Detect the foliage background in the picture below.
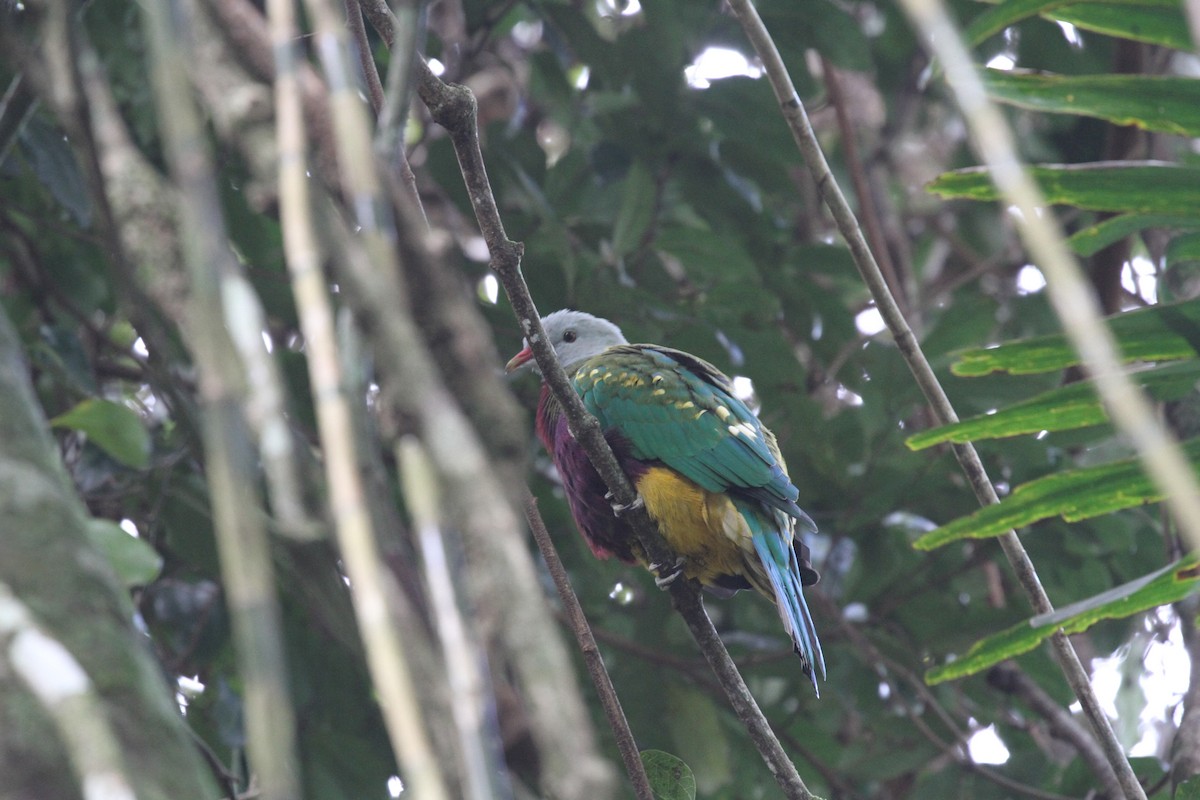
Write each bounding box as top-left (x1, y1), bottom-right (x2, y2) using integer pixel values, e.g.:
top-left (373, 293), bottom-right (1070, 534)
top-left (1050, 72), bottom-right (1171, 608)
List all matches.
top-left (1, 0), bottom-right (1198, 798)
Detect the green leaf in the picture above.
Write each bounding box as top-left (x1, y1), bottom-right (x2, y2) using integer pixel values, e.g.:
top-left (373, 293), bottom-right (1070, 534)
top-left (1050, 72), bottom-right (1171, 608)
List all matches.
top-left (951, 297), bottom-right (1200, 376)
top-left (964, 0), bottom-right (1076, 46)
top-left (51, 398), bottom-right (151, 468)
top-left (1050, 3), bottom-right (1193, 50)
top-left (913, 438), bottom-right (1200, 550)
top-left (1167, 232), bottom-right (1200, 269)
top-left (19, 117), bottom-right (92, 227)
top-left (1178, 774), bottom-right (1200, 800)
top-left (1068, 213), bottom-right (1200, 257)
top-left (640, 750), bottom-right (696, 800)
top-left (907, 360), bottom-right (1200, 449)
top-left (963, 0), bottom-right (1182, 48)
top-left (927, 162), bottom-right (1200, 215)
top-left (611, 160), bottom-right (657, 257)
top-left (86, 519), bottom-right (163, 587)
top-left (926, 556), bottom-right (1200, 684)
top-left (665, 681), bottom-right (730, 794)
top-left (984, 70), bottom-right (1200, 136)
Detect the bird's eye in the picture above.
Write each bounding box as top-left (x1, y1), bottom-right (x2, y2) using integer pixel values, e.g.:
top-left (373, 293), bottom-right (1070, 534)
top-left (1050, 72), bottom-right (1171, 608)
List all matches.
top-left (563, 329), bottom-right (577, 343)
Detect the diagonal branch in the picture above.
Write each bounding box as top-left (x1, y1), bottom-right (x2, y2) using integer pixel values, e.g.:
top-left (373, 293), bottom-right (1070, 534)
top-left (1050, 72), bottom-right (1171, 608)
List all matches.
top-left (409, 49), bottom-right (816, 800)
top-left (728, 1), bottom-right (1146, 798)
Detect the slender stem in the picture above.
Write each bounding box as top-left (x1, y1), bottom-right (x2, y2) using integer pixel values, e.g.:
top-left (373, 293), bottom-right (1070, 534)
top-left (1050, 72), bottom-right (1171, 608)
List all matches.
top-left (899, 5), bottom-right (1174, 799)
top-left (344, 0), bottom-right (384, 115)
top-left (729, 2), bottom-right (1146, 798)
top-left (140, 2), bottom-right (303, 798)
top-left (820, 56), bottom-right (908, 320)
top-left (987, 664), bottom-right (1121, 797)
top-left (272, 0), bottom-right (449, 793)
top-left (524, 493), bottom-right (654, 800)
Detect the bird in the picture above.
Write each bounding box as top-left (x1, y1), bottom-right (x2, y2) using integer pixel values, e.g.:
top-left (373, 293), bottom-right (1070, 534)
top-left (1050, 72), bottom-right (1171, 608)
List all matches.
top-left (507, 309), bottom-right (825, 691)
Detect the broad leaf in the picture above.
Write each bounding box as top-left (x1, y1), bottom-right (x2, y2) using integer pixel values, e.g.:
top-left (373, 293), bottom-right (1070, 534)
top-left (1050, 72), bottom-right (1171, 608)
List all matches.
top-left (1167, 232), bottom-right (1200, 269)
top-left (984, 71), bottom-right (1200, 136)
top-left (951, 297), bottom-right (1200, 376)
top-left (1178, 775), bottom-right (1200, 800)
top-left (913, 438), bottom-right (1200, 550)
top-left (907, 360), bottom-right (1200, 449)
top-left (641, 750), bottom-right (697, 800)
top-left (964, 0), bottom-right (1180, 47)
top-left (612, 160), bottom-right (657, 257)
top-left (51, 398), bottom-right (151, 469)
top-left (1068, 213), bottom-right (1200, 257)
top-left (928, 162), bottom-right (1200, 215)
top-left (87, 519), bottom-right (163, 587)
top-left (926, 556), bottom-right (1200, 684)
top-left (965, 0), bottom-right (1078, 46)
top-left (19, 117), bottom-right (92, 227)
top-left (1050, 3), bottom-right (1193, 50)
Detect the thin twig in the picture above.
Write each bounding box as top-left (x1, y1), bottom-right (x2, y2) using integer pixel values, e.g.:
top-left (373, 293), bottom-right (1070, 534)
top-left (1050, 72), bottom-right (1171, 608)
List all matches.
top-left (411, 52), bottom-right (814, 800)
top-left (729, 2), bottom-right (1146, 798)
top-left (821, 56), bottom-right (908, 320)
top-left (344, 0), bottom-right (385, 115)
top-left (525, 493), bottom-right (654, 800)
top-left (988, 664), bottom-right (1121, 797)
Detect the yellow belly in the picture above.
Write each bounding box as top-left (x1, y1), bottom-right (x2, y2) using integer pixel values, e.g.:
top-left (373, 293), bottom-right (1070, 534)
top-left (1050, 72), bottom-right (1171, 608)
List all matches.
top-left (634, 466), bottom-right (750, 585)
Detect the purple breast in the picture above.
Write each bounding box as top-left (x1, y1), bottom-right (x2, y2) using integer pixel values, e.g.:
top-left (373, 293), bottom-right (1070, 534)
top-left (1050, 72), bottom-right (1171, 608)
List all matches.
top-left (537, 386), bottom-right (642, 563)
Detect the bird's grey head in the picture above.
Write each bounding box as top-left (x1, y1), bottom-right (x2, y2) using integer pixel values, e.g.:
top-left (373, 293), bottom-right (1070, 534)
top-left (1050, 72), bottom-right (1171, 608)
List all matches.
top-left (506, 309), bottom-right (628, 375)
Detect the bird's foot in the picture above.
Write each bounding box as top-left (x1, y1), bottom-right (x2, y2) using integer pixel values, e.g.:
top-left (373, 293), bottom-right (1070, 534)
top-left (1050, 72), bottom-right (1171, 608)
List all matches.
top-left (604, 490), bottom-right (645, 517)
top-left (650, 557), bottom-right (686, 590)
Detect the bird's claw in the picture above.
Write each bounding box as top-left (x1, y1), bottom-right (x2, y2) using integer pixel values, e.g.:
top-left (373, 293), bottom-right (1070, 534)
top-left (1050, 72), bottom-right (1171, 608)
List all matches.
top-left (651, 557), bottom-right (686, 590)
top-left (604, 490), bottom-right (645, 517)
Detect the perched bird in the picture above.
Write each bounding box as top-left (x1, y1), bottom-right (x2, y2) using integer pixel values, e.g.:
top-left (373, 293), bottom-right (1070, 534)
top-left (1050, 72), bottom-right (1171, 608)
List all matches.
top-left (507, 310), bottom-right (824, 690)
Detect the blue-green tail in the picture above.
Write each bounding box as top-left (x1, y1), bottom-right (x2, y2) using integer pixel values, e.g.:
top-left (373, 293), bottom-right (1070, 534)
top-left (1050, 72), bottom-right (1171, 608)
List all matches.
top-left (742, 503), bottom-right (826, 695)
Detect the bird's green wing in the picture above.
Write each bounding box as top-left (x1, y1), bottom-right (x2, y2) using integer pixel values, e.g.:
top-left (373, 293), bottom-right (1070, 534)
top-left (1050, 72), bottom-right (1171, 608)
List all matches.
top-left (572, 345), bottom-right (807, 523)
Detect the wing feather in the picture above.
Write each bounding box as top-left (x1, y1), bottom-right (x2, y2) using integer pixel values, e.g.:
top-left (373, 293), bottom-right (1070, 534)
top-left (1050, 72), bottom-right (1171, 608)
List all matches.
top-left (573, 344), bottom-right (806, 521)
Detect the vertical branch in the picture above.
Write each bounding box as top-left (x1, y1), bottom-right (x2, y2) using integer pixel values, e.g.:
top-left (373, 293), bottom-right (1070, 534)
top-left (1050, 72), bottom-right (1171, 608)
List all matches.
top-left (728, 1), bottom-right (1148, 798)
top-left (269, 0), bottom-right (449, 795)
top-left (140, 0), bottom-right (303, 798)
top-left (345, 0), bottom-right (385, 115)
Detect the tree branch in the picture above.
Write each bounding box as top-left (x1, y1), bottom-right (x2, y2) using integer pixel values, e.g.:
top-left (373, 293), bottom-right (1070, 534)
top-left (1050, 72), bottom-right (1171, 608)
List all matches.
top-left (410, 48), bottom-right (815, 800)
top-left (729, 1), bottom-right (1145, 797)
